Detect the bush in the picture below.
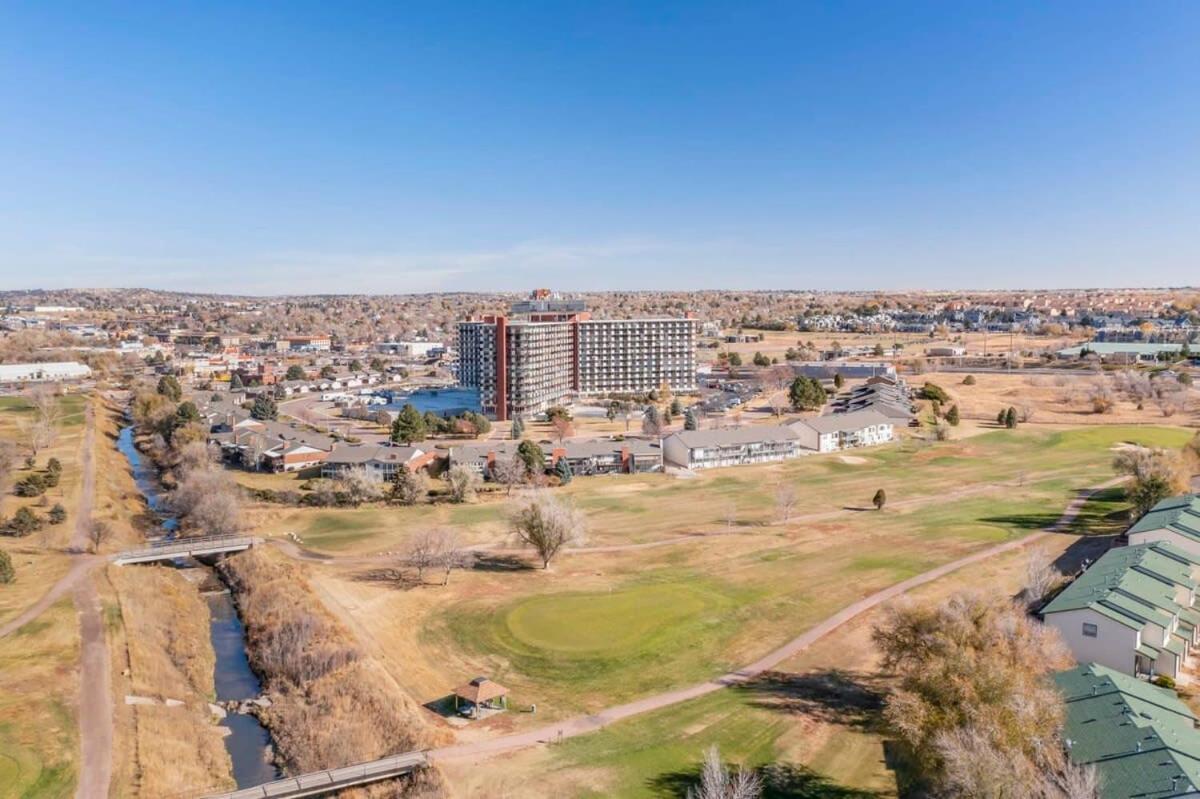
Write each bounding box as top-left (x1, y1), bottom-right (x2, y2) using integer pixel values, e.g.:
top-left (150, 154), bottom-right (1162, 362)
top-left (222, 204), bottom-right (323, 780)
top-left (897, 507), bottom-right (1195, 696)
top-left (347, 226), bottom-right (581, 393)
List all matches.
top-left (919, 382), bottom-right (950, 403)
top-left (1153, 674), bottom-right (1176, 689)
top-left (46, 457), bottom-right (62, 475)
top-left (7, 507), bottom-right (43, 537)
top-left (0, 549), bottom-right (13, 584)
top-left (962, 375), bottom-right (976, 385)
top-left (48, 503), bottom-right (67, 525)
top-left (15, 474), bottom-right (47, 497)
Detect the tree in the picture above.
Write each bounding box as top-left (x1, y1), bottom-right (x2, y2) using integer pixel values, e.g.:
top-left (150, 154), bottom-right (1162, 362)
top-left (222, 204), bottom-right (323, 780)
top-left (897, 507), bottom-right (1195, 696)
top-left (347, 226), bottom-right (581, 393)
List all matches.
top-left (945, 404), bottom-right (960, 426)
top-left (0, 549), bottom-right (13, 584)
top-left (752, 351), bottom-right (770, 367)
top-left (788, 376), bottom-right (825, 411)
top-left (251, 395), bottom-right (278, 421)
top-left (15, 473), bottom-right (46, 497)
top-left (833, 372), bottom-right (844, 389)
top-left (551, 415), bottom-right (574, 444)
top-left (996, 408), bottom-right (1007, 426)
top-left (726, 352), bottom-right (742, 367)
top-left (491, 454), bottom-right (527, 496)
top-left (46, 457), bottom-right (62, 476)
top-left (684, 407), bottom-right (699, 431)
top-left (172, 466), bottom-right (242, 537)
top-left (511, 415), bottom-right (525, 440)
top-left (670, 397), bottom-right (683, 417)
top-left (554, 455), bottom-right (573, 485)
top-left (510, 493), bottom-right (587, 569)
top-left (685, 745), bottom-right (762, 799)
top-left (1020, 546), bottom-right (1059, 610)
top-left (517, 440), bottom-right (546, 475)
top-left (403, 528), bottom-right (474, 585)
top-left (8, 507), bottom-right (42, 537)
top-left (544, 405), bottom-right (571, 423)
top-left (774, 483), bottom-right (797, 523)
top-left (962, 374), bottom-right (976, 385)
top-left (391, 403), bottom-right (427, 445)
top-left (873, 343), bottom-right (886, 357)
top-left (605, 401), bottom-right (619, 423)
top-left (87, 520), bottom-right (112, 553)
top-left (918, 382), bottom-right (949, 403)
top-left (1004, 406), bottom-right (1018, 429)
top-left (872, 592), bottom-right (1073, 792)
top-left (157, 375), bottom-right (182, 402)
top-left (1113, 446), bottom-right (1188, 517)
top-left (445, 465), bottom-right (477, 503)
top-left (285, 365), bottom-right (306, 381)
top-left (349, 359), bottom-right (363, 372)
top-left (25, 385), bottom-right (61, 461)
top-left (872, 489), bottom-right (886, 510)
top-left (390, 468), bottom-right (427, 505)
top-left (230, 372), bottom-right (245, 391)
top-left (48, 503), bottom-right (67, 525)
top-left (339, 467), bottom-right (383, 506)
top-left (176, 400), bottom-right (201, 425)
top-left (320, 365), bottom-right (337, 379)
top-left (641, 405), bottom-right (664, 437)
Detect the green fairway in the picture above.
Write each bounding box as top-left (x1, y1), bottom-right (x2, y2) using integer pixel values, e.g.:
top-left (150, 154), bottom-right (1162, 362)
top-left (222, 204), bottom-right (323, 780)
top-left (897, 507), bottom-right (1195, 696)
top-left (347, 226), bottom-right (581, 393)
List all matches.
top-left (505, 583), bottom-right (722, 655)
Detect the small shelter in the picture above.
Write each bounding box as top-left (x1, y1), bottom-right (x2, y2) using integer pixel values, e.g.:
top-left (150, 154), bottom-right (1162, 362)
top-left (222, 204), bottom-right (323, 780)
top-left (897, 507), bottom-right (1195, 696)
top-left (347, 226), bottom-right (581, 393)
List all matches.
top-left (453, 676), bottom-right (509, 718)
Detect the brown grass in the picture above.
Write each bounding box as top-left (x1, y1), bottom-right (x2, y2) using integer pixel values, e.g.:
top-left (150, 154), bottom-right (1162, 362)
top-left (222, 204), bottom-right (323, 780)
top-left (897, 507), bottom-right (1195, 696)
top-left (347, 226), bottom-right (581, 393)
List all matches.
top-left (219, 547), bottom-right (446, 775)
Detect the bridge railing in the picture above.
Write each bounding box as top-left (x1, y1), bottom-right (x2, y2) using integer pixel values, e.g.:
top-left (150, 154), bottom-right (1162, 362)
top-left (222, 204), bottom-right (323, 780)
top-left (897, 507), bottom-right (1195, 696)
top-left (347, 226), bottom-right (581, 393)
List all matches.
top-left (200, 750), bottom-right (428, 798)
top-left (112, 535), bottom-right (257, 563)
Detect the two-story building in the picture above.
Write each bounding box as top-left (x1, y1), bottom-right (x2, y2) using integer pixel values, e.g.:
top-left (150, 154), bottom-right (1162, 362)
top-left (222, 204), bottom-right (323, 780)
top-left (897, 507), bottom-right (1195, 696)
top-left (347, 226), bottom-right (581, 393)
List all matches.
top-left (788, 409), bottom-right (894, 453)
top-left (661, 426), bottom-right (802, 470)
top-left (1127, 495), bottom-right (1200, 556)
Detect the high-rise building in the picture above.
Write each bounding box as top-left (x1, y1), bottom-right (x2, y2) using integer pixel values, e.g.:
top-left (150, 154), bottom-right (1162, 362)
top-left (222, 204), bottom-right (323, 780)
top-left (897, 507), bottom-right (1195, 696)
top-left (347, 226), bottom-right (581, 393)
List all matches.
top-left (457, 293), bottom-right (697, 420)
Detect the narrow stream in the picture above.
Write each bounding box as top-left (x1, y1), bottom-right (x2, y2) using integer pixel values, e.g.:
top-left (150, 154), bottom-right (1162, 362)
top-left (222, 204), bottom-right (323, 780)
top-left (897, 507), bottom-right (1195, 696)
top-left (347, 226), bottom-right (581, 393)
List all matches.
top-left (116, 424), bottom-right (279, 788)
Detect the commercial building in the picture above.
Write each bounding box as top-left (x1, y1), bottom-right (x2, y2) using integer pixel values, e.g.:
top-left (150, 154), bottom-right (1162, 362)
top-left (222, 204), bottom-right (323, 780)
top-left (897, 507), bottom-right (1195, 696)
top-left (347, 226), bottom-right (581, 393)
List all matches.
top-left (1055, 663), bottom-right (1200, 798)
top-left (1041, 542), bottom-right (1200, 681)
top-left (457, 292), bottom-right (696, 420)
top-left (0, 361), bottom-right (92, 383)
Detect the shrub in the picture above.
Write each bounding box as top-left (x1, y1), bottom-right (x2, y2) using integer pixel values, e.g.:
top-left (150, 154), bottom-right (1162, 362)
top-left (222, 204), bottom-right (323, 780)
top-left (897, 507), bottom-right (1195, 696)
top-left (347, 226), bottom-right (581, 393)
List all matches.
top-left (962, 375), bottom-right (976, 385)
top-left (0, 549), bottom-right (13, 584)
top-left (46, 457), bottom-right (62, 475)
top-left (15, 474), bottom-right (47, 497)
top-left (919, 382), bottom-right (950, 403)
top-left (1153, 674), bottom-right (1176, 689)
top-left (8, 507), bottom-right (43, 537)
top-left (48, 503), bottom-right (67, 525)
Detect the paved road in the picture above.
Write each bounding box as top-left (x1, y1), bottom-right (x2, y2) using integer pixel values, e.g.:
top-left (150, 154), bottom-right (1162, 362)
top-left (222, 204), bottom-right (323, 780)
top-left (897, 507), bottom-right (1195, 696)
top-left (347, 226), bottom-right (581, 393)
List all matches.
top-left (428, 477), bottom-right (1119, 763)
top-left (68, 404), bottom-right (113, 799)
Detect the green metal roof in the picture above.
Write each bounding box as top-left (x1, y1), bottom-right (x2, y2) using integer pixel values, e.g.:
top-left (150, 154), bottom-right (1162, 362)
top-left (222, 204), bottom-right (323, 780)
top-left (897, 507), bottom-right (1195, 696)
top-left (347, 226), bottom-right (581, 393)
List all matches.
top-left (1041, 543), bottom-right (1198, 631)
top-left (1056, 663), bottom-right (1200, 799)
top-left (1137, 642), bottom-right (1161, 659)
top-left (1128, 494), bottom-right (1200, 542)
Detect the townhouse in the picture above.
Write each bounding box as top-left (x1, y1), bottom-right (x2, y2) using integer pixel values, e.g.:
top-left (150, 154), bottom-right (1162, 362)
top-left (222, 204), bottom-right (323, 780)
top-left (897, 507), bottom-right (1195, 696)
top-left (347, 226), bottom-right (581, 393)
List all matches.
top-left (448, 438), bottom-right (663, 477)
top-left (787, 409), bottom-right (894, 453)
top-left (1055, 663), bottom-right (1200, 797)
top-left (661, 426), bottom-right (801, 470)
top-left (1041, 542), bottom-right (1200, 680)
top-left (1128, 495), bottom-right (1200, 556)
top-left (320, 444), bottom-right (435, 482)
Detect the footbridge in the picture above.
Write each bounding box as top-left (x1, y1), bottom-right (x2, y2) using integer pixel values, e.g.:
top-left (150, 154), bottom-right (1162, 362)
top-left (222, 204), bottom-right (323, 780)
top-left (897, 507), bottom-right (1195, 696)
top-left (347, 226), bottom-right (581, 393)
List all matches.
top-left (112, 535), bottom-right (258, 566)
top-left (200, 751), bottom-right (428, 798)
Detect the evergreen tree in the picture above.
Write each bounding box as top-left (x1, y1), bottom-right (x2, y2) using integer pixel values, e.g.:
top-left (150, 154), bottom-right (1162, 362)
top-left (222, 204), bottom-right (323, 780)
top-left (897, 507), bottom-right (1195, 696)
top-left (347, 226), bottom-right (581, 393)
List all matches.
top-left (788, 376), bottom-right (826, 411)
top-left (752, 351), bottom-right (771, 367)
top-left (250, 394), bottom-right (278, 421)
top-left (391, 403), bottom-right (427, 444)
top-left (873, 489), bottom-right (887, 510)
top-left (176, 400), bottom-right (201, 424)
top-left (511, 416), bottom-right (525, 440)
top-left (349, 359), bottom-right (363, 372)
top-left (517, 439), bottom-right (546, 474)
top-left (945, 404), bottom-right (960, 426)
top-left (684, 407), bottom-right (698, 431)
top-left (48, 504), bottom-right (67, 525)
top-left (285, 365), bottom-right (306, 381)
top-left (670, 397), bottom-right (683, 417)
top-left (1004, 407), bottom-right (1018, 429)
top-left (156, 374), bottom-right (182, 402)
top-left (997, 409), bottom-right (1008, 426)
top-left (230, 372), bottom-right (244, 391)
top-left (833, 372), bottom-right (844, 389)
top-left (554, 455), bottom-right (573, 485)
top-left (0, 549), bottom-right (13, 584)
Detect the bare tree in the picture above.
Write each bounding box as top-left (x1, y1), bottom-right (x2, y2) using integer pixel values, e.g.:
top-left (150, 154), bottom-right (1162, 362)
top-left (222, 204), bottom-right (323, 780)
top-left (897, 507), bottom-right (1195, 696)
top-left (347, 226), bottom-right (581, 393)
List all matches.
top-left (491, 454), bottom-right (527, 497)
top-left (550, 416), bottom-right (574, 445)
top-left (510, 492), bottom-right (587, 569)
top-left (1017, 402), bottom-right (1034, 423)
top-left (445, 465), bottom-right (477, 503)
top-left (774, 483), bottom-right (798, 523)
top-left (1020, 546), bottom-right (1059, 610)
top-left (338, 467), bottom-right (383, 506)
top-left (25, 385), bottom-right (61, 461)
top-left (88, 520), bottom-right (113, 553)
top-left (390, 468), bottom-right (427, 506)
top-left (761, 365), bottom-right (793, 418)
top-left (172, 466), bottom-right (242, 537)
top-left (723, 502), bottom-right (738, 531)
top-left (686, 745), bottom-right (761, 799)
top-left (0, 439), bottom-right (18, 495)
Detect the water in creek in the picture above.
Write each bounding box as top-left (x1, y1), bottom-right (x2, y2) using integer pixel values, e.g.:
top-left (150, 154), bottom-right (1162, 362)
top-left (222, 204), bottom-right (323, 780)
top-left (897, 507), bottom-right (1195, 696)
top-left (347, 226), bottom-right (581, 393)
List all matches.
top-left (116, 424), bottom-right (279, 788)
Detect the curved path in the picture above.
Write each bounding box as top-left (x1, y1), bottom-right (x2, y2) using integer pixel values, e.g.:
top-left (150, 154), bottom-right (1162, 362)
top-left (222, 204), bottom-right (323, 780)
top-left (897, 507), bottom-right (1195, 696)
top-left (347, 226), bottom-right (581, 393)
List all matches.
top-left (428, 477), bottom-right (1119, 763)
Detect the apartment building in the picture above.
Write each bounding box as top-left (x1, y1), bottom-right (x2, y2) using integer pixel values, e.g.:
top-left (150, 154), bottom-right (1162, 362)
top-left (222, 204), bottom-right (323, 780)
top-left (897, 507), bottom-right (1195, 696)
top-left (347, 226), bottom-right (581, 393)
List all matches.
top-left (662, 426), bottom-right (802, 470)
top-left (457, 292), bottom-right (697, 420)
top-left (1127, 495), bottom-right (1200, 555)
top-left (788, 409), bottom-right (894, 453)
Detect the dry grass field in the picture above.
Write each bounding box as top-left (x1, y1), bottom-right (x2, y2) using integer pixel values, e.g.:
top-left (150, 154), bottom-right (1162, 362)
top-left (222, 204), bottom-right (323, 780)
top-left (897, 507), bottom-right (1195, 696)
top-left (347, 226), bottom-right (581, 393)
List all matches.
top-left (709, 329), bottom-right (1083, 364)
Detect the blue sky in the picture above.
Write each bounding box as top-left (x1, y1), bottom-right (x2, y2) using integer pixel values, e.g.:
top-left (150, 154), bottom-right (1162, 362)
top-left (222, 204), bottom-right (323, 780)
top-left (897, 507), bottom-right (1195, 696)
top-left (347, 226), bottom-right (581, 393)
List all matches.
top-left (1, 2), bottom-right (1197, 294)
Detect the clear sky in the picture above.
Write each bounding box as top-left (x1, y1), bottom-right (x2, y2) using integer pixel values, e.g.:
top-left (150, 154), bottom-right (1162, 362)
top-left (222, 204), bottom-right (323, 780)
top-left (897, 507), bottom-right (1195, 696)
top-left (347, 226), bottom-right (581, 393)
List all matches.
top-left (2, 2), bottom-right (1198, 294)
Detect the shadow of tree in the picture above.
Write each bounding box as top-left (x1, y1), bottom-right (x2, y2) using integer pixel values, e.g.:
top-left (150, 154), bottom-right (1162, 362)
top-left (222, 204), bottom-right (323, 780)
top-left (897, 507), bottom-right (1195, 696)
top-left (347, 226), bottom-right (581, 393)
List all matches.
top-left (978, 513), bottom-right (1063, 531)
top-left (472, 553), bottom-right (535, 572)
top-left (736, 670), bottom-right (886, 733)
top-left (647, 761), bottom-right (884, 799)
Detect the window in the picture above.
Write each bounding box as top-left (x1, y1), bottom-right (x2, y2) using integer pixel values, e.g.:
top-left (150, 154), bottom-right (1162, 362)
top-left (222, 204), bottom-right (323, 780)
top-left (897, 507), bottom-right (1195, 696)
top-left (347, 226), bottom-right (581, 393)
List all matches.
top-left (1082, 622), bottom-right (1098, 638)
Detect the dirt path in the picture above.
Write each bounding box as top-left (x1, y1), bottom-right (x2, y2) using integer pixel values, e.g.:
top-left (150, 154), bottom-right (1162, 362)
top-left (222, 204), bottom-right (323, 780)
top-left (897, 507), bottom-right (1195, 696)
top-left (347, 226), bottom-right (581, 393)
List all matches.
top-left (428, 477), bottom-right (1119, 763)
top-left (67, 403), bottom-right (113, 799)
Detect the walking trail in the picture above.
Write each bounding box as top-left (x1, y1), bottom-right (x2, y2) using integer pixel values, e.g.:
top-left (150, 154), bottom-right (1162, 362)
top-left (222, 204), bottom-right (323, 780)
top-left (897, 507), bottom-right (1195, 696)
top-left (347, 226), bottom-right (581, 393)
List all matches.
top-left (69, 404), bottom-right (113, 799)
top-left (428, 477), bottom-right (1120, 763)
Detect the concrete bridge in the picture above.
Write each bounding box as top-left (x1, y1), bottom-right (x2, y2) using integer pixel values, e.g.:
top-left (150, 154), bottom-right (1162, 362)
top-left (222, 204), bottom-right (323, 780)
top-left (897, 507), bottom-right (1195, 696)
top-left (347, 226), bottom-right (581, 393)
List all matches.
top-left (200, 751), bottom-right (428, 798)
top-left (111, 535), bottom-right (258, 566)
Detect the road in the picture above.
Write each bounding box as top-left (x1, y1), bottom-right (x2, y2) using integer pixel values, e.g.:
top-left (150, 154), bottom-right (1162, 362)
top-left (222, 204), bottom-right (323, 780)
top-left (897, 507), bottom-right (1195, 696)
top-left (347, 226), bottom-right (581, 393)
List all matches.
top-left (427, 477), bottom-right (1118, 763)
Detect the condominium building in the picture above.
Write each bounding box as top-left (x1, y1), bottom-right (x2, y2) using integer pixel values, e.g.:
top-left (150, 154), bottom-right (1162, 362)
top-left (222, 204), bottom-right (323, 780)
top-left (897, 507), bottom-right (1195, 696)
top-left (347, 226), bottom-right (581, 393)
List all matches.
top-left (457, 293), bottom-right (697, 420)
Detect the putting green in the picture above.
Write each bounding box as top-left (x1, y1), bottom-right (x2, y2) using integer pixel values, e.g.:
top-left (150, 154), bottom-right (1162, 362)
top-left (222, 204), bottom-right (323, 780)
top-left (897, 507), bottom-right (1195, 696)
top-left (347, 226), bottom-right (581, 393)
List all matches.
top-left (504, 583), bottom-right (714, 655)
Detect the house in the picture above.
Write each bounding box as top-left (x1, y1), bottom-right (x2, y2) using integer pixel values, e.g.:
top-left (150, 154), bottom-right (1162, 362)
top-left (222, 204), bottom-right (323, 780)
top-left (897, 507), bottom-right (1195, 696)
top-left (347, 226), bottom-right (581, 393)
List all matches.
top-left (661, 426), bottom-right (801, 470)
top-left (1128, 495), bottom-right (1200, 555)
top-left (320, 443), bottom-right (436, 482)
top-left (788, 409), bottom-right (894, 453)
top-left (213, 419), bottom-right (335, 473)
top-left (1041, 542), bottom-right (1200, 680)
top-left (1055, 663), bottom-right (1200, 798)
